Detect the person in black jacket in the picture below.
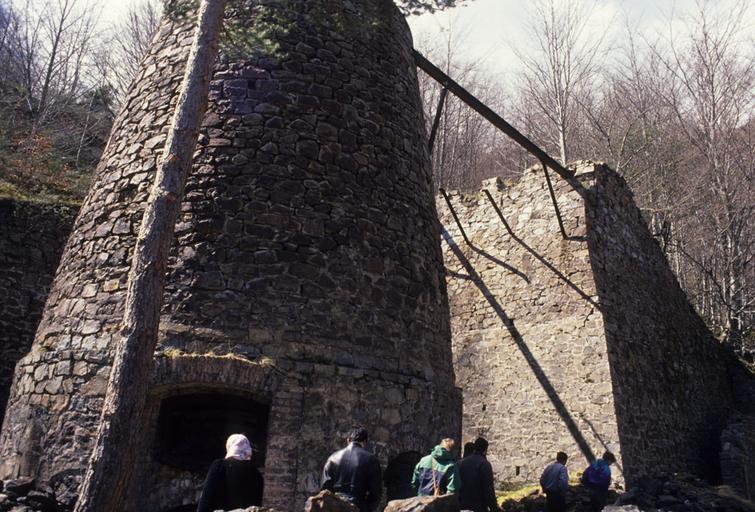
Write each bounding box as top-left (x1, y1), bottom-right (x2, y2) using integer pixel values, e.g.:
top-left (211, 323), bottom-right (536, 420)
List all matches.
top-left (197, 434), bottom-right (264, 512)
top-left (321, 427), bottom-right (383, 512)
top-left (458, 437), bottom-right (501, 512)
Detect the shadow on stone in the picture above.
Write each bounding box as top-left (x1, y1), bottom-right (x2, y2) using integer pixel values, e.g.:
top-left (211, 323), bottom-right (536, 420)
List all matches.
top-left (441, 227), bottom-right (597, 463)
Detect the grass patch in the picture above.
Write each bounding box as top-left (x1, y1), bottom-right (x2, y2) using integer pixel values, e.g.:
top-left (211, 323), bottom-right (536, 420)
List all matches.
top-left (498, 484), bottom-right (541, 504)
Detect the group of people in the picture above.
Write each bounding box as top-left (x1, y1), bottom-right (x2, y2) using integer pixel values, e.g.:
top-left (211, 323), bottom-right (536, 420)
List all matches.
top-left (321, 428), bottom-right (501, 512)
top-left (196, 428), bottom-right (617, 512)
top-left (539, 450), bottom-right (617, 512)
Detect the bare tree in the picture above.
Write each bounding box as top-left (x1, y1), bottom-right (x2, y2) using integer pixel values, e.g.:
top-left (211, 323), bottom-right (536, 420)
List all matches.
top-left (98, 0), bottom-right (161, 102)
top-left (0, 0), bottom-right (24, 116)
top-left (0, 0), bottom-right (112, 200)
top-left (514, 0), bottom-right (606, 165)
top-left (649, 0), bottom-right (755, 348)
top-left (415, 18), bottom-right (512, 191)
top-left (74, 1), bottom-right (227, 509)
top-left (23, 0), bottom-right (102, 129)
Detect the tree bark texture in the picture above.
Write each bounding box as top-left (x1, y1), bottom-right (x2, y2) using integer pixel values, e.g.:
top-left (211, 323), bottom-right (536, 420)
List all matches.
top-left (74, 1), bottom-right (227, 510)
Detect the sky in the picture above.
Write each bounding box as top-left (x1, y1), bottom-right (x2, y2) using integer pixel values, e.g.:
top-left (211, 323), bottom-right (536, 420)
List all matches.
top-left (406, 0), bottom-right (755, 84)
top-left (87, 0), bottom-right (755, 87)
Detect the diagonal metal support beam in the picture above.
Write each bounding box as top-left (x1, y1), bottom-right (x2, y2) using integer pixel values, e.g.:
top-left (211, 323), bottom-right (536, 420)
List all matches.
top-left (414, 49), bottom-right (583, 192)
top-left (439, 188), bottom-right (471, 246)
top-left (482, 189), bottom-right (598, 306)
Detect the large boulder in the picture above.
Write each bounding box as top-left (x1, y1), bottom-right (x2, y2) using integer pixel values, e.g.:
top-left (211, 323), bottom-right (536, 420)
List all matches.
top-left (304, 490), bottom-right (359, 512)
top-left (384, 494), bottom-right (461, 512)
top-left (2, 478), bottom-right (34, 498)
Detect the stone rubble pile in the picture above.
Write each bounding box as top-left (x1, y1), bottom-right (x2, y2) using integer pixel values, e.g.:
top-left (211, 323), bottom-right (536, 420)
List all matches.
top-left (0, 477), bottom-right (69, 512)
top-left (499, 484), bottom-right (619, 512)
top-left (500, 473), bottom-right (755, 512)
top-left (304, 491), bottom-right (359, 512)
top-left (3, 474), bottom-right (753, 512)
top-left (384, 494), bottom-right (460, 511)
top-left (234, 493), bottom-right (460, 512)
top-left (610, 473), bottom-right (754, 512)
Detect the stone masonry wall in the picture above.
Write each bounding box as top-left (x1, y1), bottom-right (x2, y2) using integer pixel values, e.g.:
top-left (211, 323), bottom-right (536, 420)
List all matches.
top-left (439, 162), bottom-right (734, 488)
top-left (0, 1), bottom-right (461, 509)
top-left (438, 165), bottom-right (620, 487)
top-left (586, 165), bottom-right (733, 483)
top-left (0, 199), bottom-right (76, 422)
top-left (720, 414), bottom-right (755, 500)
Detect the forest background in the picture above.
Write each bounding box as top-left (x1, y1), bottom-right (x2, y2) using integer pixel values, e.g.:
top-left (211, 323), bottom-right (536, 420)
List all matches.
top-left (0, 0), bottom-right (752, 354)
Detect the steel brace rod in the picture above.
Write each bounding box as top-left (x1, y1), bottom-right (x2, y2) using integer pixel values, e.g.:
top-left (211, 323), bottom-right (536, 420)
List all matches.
top-left (439, 188), bottom-right (471, 246)
top-left (541, 160), bottom-right (569, 240)
top-left (428, 86), bottom-right (448, 153)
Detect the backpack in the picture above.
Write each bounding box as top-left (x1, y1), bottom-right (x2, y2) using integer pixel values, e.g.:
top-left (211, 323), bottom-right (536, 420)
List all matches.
top-left (581, 463), bottom-right (609, 489)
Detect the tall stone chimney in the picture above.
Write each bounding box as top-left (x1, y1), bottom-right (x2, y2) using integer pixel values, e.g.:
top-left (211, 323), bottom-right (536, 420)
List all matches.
top-left (0, 1), bottom-right (461, 509)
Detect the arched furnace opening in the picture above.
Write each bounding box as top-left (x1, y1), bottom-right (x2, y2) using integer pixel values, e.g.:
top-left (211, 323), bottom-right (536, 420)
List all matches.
top-left (385, 451), bottom-right (422, 501)
top-left (155, 392), bottom-right (270, 471)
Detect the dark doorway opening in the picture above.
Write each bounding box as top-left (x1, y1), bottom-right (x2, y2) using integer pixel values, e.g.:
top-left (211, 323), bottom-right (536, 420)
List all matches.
top-left (155, 392), bottom-right (270, 471)
top-left (385, 451), bottom-right (421, 500)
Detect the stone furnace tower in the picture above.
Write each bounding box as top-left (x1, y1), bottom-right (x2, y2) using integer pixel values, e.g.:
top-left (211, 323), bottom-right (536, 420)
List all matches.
top-left (0, 1), bottom-right (461, 509)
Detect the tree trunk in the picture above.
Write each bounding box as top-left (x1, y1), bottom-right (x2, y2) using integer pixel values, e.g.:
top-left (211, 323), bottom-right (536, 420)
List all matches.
top-left (73, 1), bottom-right (227, 510)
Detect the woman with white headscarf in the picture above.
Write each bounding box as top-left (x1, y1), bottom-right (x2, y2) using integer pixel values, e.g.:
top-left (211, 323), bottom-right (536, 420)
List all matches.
top-left (197, 434), bottom-right (264, 512)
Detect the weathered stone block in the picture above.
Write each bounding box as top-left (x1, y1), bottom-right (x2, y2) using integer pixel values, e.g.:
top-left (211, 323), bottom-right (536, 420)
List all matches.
top-left (384, 495), bottom-right (460, 512)
top-left (304, 490), bottom-right (359, 512)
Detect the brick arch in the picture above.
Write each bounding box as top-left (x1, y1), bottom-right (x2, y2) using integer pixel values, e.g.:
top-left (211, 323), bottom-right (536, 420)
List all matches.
top-left (127, 354), bottom-right (304, 512)
top-left (150, 354), bottom-right (288, 396)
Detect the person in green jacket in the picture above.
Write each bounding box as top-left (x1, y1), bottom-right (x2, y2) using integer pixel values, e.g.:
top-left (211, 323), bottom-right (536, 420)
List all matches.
top-left (412, 438), bottom-right (461, 496)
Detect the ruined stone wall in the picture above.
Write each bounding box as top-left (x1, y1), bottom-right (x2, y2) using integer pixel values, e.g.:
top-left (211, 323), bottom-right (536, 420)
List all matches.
top-left (438, 166), bottom-right (621, 487)
top-left (720, 414), bottom-right (755, 500)
top-left (0, 1), bottom-right (461, 509)
top-left (586, 165), bottom-right (733, 483)
top-left (439, 162), bottom-right (733, 487)
top-left (0, 199), bottom-right (76, 422)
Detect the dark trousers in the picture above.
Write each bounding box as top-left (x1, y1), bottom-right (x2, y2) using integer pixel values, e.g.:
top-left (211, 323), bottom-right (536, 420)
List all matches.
top-left (335, 492), bottom-right (371, 512)
top-left (545, 490), bottom-right (567, 512)
top-left (587, 487), bottom-right (608, 512)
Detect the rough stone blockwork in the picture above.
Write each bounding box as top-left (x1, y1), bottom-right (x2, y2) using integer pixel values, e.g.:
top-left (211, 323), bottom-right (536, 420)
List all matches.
top-left (438, 162), bottom-right (733, 488)
top-left (720, 414), bottom-right (755, 500)
top-left (0, 1), bottom-right (460, 510)
top-left (0, 200), bottom-right (76, 422)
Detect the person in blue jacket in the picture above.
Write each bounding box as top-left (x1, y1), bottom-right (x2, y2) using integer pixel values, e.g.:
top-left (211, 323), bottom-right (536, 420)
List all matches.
top-left (540, 452), bottom-right (569, 512)
top-left (580, 451), bottom-right (616, 511)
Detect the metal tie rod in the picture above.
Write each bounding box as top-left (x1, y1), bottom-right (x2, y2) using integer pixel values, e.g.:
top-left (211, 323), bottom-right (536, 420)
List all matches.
top-left (414, 50), bottom-right (578, 187)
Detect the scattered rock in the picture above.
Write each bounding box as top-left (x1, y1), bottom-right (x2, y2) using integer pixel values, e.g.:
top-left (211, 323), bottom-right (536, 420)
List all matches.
top-left (304, 490), bottom-right (359, 512)
top-left (232, 508), bottom-right (285, 512)
top-left (613, 473), bottom-right (755, 512)
top-left (8, 506), bottom-right (33, 512)
top-left (21, 491), bottom-right (57, 512)
top-left (3, 479), bottom-right (34, 498)
top-left (656, 494), bottom-right (682, 507)
top-left (0, 478), bottom-right (66, 512)
top-left (385, 494), bottom-right (461, 512)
